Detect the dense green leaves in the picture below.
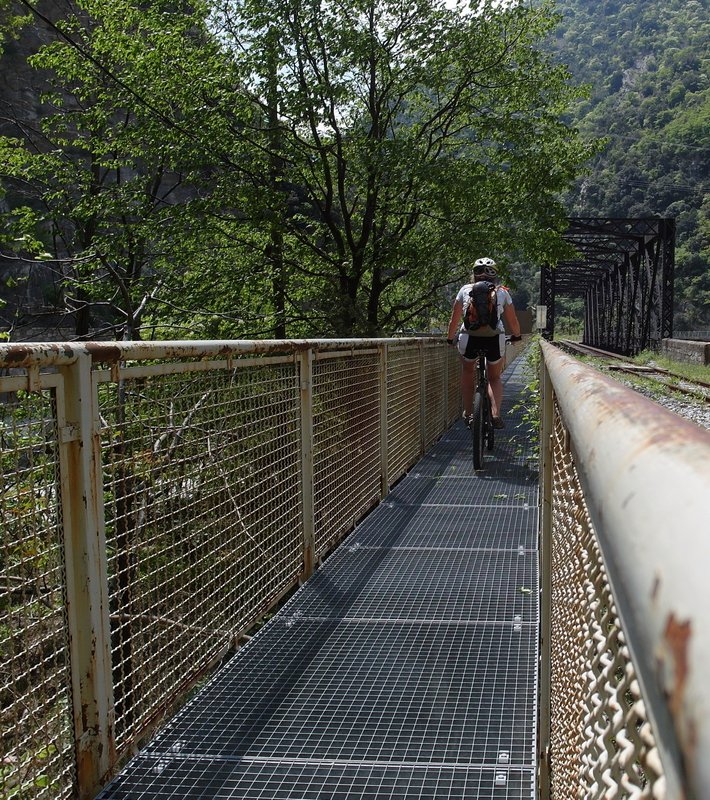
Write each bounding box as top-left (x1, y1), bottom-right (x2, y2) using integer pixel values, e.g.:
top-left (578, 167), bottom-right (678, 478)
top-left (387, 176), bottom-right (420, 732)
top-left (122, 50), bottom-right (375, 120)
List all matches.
top-left (217, 0), bottom-right (595, 334)
top-left (0, 0), bottom-right (593, 338)
top-left (552, 0), bottom-right (710, 330)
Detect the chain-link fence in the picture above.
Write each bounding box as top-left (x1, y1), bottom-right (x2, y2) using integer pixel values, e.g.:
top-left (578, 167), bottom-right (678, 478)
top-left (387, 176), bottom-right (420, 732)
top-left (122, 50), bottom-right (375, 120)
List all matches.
top-left (544, 402), bottom-right (664, 798)
top-left (0, 339), bottom-right (459, 800)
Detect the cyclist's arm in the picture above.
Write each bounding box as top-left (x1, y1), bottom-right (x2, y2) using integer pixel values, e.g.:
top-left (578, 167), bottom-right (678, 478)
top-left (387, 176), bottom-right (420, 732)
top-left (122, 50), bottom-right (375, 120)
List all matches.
top-left (446, 297), bottom-right (464, 343)
top-left (502, 303), bottom-right (521, 339)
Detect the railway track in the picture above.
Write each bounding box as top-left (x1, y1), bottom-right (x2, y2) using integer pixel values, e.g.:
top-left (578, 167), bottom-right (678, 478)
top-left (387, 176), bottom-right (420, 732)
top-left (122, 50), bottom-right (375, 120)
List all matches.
top-left (557, 339), bottom-right (710, 405)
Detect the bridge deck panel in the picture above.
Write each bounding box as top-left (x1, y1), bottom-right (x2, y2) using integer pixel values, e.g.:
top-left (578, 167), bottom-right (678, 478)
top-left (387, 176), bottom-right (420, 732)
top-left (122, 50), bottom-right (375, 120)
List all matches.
top-left (348, 504), bottom-right (538, 550)
top-left (103, 759), bottom-right (536, 799)
top-left (278, 549), bottom-right (539, 624)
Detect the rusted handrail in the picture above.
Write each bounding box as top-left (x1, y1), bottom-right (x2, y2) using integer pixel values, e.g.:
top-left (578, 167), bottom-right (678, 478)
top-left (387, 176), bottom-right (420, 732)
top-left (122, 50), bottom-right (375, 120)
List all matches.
top-left (540, 339), bottom-right (710, 798)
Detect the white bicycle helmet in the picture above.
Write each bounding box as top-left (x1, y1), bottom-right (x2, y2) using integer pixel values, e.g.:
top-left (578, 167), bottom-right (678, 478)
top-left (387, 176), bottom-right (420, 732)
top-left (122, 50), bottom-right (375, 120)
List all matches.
top-left (473, 257), bottom-right (497, 279)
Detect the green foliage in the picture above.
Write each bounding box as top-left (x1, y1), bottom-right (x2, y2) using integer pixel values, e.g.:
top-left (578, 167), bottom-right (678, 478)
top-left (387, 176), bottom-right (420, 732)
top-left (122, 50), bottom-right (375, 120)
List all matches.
top-left (0, 0), bottom-right (595, 339)
top-left (511, 336), bottom-right (541, 459)
top-left (551, 0), bottom-right (710, 330)
top-left (212, 0), bottom-right (596, 335)
top-left (1, 0), bottom-right (265, 339)
top-left (0, 0), bottom-right (30, 55)
top-left (555, 296), bottom-right (585, 337)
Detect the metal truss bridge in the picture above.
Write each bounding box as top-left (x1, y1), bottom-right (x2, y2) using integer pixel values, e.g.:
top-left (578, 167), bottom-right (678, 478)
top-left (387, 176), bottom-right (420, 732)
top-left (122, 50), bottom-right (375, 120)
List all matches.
top-left (539, 217), bottom-right (675, 355)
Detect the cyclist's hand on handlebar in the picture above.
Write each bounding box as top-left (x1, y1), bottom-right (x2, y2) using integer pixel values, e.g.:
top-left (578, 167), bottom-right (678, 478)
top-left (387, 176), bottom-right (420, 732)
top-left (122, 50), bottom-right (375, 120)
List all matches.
top-left (509, 335), bottom-right (522, 343)
top-left (446, 335), bottom-right (458, 346)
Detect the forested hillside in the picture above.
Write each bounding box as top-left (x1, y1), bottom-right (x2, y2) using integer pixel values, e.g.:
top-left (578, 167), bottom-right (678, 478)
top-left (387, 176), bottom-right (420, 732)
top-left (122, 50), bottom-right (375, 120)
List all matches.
top-left (551, 0), bottom-right (710, 330)
top-left (2, 0), bottom-right (706, 340)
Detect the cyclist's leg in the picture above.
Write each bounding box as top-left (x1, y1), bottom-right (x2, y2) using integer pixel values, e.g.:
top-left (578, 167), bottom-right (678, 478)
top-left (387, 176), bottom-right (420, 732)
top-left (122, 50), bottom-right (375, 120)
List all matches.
top-left (487, 359), bottom-right (503, 419)
top-left (484, 335), bottom-right (505, 420)
top-left (462, 360), bottom-right (476, 417)
top-left (471, 387), bottom-right (485, 469)
top-left (457, 333), bottom-right (478, 417)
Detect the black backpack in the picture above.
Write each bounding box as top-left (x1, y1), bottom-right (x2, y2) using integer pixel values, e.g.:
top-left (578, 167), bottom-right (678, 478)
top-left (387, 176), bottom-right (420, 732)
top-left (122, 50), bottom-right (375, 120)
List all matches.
top-left (463, 281), bottom-right (499, 332)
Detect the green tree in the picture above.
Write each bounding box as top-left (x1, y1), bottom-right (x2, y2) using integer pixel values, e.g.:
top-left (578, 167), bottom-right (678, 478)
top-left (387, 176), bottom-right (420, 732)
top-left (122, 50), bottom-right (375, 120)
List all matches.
top-left (2, 0), bottom-right (594, 340)
top-left (1, 0), bottom-right (267, 339)
top-left (217, 0), bottom-right (594, 335)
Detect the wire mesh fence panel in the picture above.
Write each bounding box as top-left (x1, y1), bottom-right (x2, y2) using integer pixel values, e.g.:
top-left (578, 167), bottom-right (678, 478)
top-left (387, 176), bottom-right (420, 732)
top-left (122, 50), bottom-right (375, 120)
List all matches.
top-left (1, 339), bottom-right (457, 797)
top-left (98, 359), bottom-right (303, 752)
top-left (0, 384), bottom-right (76, 800)
top-left (386, 345), bottom-right (422, 485)
top-left (422, 343), bottom-right (447, 450)
top-left (446, 347), bottom-right (461, 424)
top-left (311, 352), bottom-right (382, 556)
top-left (548, 400), bottom-right (664, 799)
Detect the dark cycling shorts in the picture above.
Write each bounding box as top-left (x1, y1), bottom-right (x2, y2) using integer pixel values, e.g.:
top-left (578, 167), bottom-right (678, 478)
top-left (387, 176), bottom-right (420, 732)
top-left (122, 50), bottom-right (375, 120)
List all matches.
top-left (457, 331), bottom-right (504, 363)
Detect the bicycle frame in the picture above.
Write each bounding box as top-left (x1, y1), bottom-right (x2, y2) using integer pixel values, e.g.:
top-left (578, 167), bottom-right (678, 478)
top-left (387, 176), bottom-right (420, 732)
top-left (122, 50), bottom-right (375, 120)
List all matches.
top-left (470, 348), bottom-right (495, 470)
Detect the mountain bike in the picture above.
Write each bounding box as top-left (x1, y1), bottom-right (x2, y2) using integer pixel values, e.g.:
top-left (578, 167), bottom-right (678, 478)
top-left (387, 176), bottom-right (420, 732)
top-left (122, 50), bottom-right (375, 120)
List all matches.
top-left (467, 336), bottom-right (517, 470)
top-left (469, 344), bottom-right (496, 471)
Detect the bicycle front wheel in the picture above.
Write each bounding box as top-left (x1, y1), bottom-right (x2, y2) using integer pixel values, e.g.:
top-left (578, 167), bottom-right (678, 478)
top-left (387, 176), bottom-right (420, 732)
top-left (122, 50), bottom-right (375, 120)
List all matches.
top-left (471, 390), bottom-right (485, 470)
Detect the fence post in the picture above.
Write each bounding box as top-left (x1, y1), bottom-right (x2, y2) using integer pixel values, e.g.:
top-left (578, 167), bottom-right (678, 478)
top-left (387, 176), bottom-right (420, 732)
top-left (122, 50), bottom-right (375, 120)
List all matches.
top-left (538, 345), bottom-right (554, 799)
top-left (56, 349), bottom-right (115, 799)
top-left (379, 343), bottom-right (389, 499)
top-left (299, 349), bottom-right (315, 579)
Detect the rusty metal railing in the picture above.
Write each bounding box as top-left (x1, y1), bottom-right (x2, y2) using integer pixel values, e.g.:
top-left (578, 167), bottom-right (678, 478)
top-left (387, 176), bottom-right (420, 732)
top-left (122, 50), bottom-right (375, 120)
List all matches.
top-left (539, 339), bottom-right (710, 799)
top-left (0, 338), bottom-right (459, 800)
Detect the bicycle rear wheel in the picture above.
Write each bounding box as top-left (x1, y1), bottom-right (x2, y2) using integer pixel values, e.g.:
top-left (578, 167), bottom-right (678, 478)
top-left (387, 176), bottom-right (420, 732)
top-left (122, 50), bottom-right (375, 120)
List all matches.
top-left (471, 390), bottom-right (485, 470)
top-left (486, 413), bottom-right (495, 450)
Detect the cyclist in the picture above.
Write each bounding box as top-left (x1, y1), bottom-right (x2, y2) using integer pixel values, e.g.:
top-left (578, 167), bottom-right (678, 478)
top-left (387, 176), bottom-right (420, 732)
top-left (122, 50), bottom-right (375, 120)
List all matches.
top-left (446, 257), bottom-right (522, 428)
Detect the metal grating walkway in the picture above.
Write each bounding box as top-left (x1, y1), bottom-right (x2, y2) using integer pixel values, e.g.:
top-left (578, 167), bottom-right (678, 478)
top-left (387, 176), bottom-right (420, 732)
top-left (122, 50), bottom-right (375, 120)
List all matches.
top-left (98, 357), bottom-right (539, 800)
